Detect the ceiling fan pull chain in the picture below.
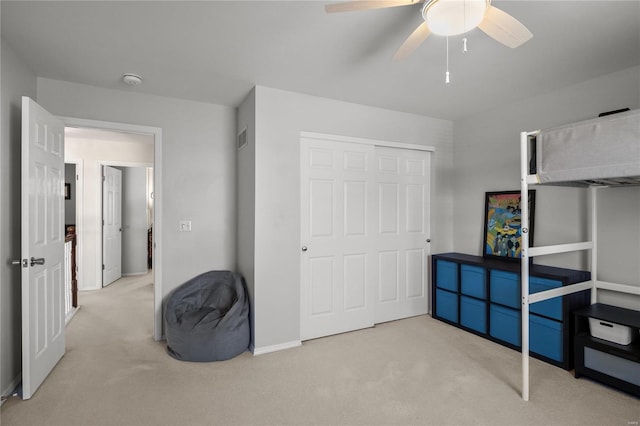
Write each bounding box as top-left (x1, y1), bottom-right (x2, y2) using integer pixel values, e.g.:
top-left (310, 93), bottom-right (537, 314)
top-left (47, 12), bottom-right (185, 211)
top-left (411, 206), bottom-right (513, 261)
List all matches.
top-left (445, 36), bottom-right (450, 84)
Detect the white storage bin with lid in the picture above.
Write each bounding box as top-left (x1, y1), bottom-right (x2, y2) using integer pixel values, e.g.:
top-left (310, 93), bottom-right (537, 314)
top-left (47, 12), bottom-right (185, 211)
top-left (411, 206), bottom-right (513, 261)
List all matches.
top-left (588, 317), bottom-right (635, 345)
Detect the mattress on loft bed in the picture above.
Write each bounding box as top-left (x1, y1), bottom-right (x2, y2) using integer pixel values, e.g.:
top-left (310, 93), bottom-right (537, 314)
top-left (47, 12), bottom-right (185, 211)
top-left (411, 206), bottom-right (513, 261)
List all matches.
top-left (536, 109), bottom-right (640, 186)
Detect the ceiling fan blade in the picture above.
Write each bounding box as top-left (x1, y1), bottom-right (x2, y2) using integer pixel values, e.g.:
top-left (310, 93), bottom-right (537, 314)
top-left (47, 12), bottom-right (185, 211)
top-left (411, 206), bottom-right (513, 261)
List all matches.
top-left (325, 0), bottom-right (420, 14)
top-left (478, 5), bottom-right (533, 48)
top-left (393, 21), bottom-right (431, 61)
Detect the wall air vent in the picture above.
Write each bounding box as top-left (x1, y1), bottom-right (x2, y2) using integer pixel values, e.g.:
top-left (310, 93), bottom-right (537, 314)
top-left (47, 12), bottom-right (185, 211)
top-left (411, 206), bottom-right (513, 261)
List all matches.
top-left (237, 127), bottom-right (248, 150)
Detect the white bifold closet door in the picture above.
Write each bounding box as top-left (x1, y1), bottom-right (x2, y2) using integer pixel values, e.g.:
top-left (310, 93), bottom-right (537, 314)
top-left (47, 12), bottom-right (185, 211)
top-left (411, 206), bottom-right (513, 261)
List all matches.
top-left (374, 146), bottom-right (431, 324)
top-left (301, 136), bottom-right (431, 341)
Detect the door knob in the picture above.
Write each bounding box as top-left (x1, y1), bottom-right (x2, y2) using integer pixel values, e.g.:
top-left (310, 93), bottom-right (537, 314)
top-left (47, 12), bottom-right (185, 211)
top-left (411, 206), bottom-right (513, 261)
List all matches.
top-left (30, 257), bottom-right (45, 267)
top-left (11, 259), bottom-right (28, 267)
top-left (301, 246), bottom-right (308, 252)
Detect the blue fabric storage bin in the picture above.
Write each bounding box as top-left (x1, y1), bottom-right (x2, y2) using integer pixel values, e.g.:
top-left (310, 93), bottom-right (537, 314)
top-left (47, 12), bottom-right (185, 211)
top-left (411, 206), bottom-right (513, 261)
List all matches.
top-left (530, 314), bottom-right (563, 362)
top-left (490, 304), bottom-right (520, 346)
top-left (529, 277), bottom-right (562, 320)
top-left (436, 260), bottom-right (458, 292)
top-left (461, 265), bottom-right (486, 299)
top-left (436, 289), bottom-right (458, 323)
top-left (490, 270), bottom-right (520, 308)
top-left (460, 296), bottom-right (486, 333)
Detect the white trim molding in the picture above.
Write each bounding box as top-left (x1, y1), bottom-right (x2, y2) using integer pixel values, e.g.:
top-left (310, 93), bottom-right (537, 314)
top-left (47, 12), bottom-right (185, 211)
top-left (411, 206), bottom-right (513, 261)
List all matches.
top-left (251, 340), bottom-right (302, 356)
top-left (300, 131), bottom-right (435, 152)
top-left (1, 373), bottom-right (22, 402)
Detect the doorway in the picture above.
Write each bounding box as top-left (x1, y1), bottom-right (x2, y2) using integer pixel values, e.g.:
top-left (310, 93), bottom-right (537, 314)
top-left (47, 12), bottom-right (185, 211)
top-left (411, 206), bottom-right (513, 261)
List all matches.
top-left (101, 164), bottom-right (153, 287)
top-left (63, 118), bottom-right (163, 340)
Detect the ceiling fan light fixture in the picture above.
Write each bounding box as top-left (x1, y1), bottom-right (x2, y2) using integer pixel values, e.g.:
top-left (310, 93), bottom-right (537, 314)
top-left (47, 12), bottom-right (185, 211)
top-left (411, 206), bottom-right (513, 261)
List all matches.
top-left (423, 0), bottom-right (488, 36)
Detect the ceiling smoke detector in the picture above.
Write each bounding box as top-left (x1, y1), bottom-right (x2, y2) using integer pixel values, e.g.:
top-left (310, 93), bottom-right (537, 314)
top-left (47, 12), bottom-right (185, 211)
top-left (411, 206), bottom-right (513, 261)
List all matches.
top-left (122, 73), bottom-right (143, 86)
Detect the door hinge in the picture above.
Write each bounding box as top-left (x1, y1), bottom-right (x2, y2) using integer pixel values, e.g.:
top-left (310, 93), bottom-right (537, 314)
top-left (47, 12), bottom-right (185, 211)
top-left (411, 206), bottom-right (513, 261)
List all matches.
top-left (102, 264), bottom-right (105, 270)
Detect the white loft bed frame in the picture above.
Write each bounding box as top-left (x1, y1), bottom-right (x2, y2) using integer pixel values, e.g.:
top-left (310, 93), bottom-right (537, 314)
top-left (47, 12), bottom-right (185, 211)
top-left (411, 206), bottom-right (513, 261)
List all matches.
top-left (519, 109), bottom-right (640, 401)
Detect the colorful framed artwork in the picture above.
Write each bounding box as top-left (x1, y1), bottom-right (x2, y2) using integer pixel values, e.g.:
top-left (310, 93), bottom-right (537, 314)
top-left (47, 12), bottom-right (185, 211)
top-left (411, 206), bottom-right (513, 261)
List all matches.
top-left (483, 190), bottom-right (535, 260)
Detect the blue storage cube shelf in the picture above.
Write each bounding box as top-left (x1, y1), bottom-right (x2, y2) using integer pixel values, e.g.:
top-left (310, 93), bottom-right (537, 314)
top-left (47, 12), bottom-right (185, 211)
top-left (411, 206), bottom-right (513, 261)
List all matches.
top-left (436, 289), bottom-right (458, 323)
top-left (460, 296), bottom-right (486, 333)
top-left (461, 265), bottom-right (486, 299)
top-left (530, 314), bottom-right (563, 362)
top-left (489, 306), bottom-right (563, 361)
top-left (431, 253), bottom-right (590, 370)
top-left (490, 270), bottom-right (520, 308)
top-left (436, 260), bottom-right (458, 292)
top-left (530, 277), bottom-right (562, 320)
top-left (490, 304), bottom-right (521, 346)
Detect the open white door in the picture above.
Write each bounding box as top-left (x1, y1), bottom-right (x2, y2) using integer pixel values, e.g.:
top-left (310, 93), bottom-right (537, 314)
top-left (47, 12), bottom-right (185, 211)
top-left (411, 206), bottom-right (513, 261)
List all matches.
top-left (21, 97), bottom-right (66, 399)
top-left (102, 165), bottom-right (122, 286)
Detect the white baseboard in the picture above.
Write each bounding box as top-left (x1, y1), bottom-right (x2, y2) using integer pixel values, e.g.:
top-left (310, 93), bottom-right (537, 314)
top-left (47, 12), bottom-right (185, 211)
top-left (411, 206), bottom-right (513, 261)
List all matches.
top-left (251, 340), bottom-right (302, 356)
top-left (122, 272), bottom-right (148, 277)
top-left (65, 306), bottom-right (80, 325)
top-left (79, 284), bottom-right (101, 291)
top-left (1, 373), bottom-right (22, 404)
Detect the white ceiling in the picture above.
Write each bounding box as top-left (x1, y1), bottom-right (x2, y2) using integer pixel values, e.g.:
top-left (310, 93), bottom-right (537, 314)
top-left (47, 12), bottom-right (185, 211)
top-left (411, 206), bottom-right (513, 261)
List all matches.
top-left (2, 1), bottom-right (639, 121)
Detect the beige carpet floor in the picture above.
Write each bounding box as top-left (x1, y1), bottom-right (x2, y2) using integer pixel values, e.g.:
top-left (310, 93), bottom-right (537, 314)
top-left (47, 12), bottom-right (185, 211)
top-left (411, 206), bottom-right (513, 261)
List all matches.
top-left (1, 272), bottom-right (638, 426)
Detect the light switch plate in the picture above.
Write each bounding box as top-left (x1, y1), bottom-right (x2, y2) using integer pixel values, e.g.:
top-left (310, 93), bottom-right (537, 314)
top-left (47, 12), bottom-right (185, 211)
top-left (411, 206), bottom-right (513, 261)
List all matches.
top-left (179, 220), bottom-right (192, 232)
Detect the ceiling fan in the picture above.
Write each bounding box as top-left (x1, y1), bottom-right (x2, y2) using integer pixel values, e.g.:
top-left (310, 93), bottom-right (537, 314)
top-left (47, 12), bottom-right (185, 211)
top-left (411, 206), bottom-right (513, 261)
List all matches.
top-left (325, 0), bottom-right (533, 60)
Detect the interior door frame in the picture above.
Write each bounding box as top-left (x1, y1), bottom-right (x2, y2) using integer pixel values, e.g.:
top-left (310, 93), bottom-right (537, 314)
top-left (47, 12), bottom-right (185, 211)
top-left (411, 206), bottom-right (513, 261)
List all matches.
top-left (62, 117), bottom-right (163, 341)
top-left (64, 158), bottom-right (84, 299)
top-left (301, 132), bottom-right (436, 153)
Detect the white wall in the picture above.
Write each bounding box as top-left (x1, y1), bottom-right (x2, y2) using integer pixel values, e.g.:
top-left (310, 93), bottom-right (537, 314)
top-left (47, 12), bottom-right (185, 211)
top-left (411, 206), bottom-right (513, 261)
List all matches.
top-left (0, 38), bottom-right (37, 398)
top-left (38, 78), bottom-right (237, 306)
top-left (453, 65), bottom-right (640, 309)
top-left (238, 86), bottom-right (454, 352)
top-left (237, 88), bottom-right (256, 348)
top-left (121, 166), bottom-right (149, 275)
top-left (65, 131), bottom-right (153, 290)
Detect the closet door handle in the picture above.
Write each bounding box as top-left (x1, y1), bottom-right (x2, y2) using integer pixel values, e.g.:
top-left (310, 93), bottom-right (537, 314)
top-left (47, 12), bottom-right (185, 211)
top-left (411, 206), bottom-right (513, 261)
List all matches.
top-left (301, 246), bottom-right (308, 252)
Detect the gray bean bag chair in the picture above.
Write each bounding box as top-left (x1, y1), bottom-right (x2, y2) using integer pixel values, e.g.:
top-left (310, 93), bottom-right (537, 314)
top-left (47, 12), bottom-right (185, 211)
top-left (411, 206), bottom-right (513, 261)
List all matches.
top-left (165, 270), bottom-right (250, 362)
